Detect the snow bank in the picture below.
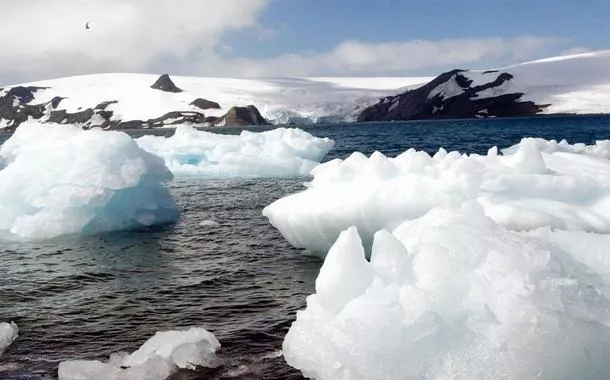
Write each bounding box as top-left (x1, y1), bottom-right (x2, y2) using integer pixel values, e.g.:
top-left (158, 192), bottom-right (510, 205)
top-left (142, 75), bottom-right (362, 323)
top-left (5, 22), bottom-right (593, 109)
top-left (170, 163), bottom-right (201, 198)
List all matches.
top-left (0, 122), bottom-right (178, 240)
top-left (58, 327), bottom-right (220, 380)
top-left (283, 206), bottom-right (610, 380)
top-left (263, 138), bottom-right (610, 256)
top-left (135, 125), bottom-right (335, 177)
top-left (0, 322), bottom-right (18, 356)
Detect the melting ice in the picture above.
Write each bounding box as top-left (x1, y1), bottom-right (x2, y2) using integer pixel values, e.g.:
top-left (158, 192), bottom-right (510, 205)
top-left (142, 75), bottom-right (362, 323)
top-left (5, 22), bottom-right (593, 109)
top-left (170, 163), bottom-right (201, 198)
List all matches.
top-left (0, 322), bottom-right (18, 356)
top-left (264, 138), bottom-right (610, 256)
top-left (274, 138), bottom-right (610, 379)
top-left (58, 327), bottom-right (220, 380)
top-left (0, 122), bottom-right (178, 240)
top-left (135, 125), bottom-right (335, 178)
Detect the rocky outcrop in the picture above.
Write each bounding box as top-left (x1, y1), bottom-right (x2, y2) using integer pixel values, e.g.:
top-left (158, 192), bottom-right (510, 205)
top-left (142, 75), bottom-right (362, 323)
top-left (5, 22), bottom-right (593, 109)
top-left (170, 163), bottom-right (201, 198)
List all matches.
top-left (190, 98), bottom-right (220, 110)
top-left (0, 86), bottom-right (57, 129)
top-left (211, 105), bottom-right (268, 127)
top-left (147, 111), bottom-right (206, 127)
top-left (357, 70), bottom-right (548, 122)
top-left (150, 74), bottom-right (182, 93)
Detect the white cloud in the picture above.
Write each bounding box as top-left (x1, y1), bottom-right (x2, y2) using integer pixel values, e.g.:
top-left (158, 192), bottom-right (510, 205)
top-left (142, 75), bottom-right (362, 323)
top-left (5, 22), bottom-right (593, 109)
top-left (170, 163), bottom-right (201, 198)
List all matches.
top-left (0, 1), bottom-right (565, 84)
top-left (198, 36), bottom-right (564, 77)
top-left (0, 0), bottom-right (269, 83)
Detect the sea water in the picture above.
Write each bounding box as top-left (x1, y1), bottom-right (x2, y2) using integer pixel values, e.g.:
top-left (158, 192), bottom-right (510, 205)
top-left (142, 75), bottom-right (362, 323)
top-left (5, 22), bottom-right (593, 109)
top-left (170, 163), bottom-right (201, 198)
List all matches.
top-left (1, 115), bottom-right (610, 379)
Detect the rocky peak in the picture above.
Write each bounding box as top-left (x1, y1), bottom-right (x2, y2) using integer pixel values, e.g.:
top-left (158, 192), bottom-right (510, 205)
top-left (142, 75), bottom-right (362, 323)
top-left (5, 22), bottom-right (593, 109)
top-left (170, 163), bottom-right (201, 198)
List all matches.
top-left (150, 74), bottom-right (182, 93)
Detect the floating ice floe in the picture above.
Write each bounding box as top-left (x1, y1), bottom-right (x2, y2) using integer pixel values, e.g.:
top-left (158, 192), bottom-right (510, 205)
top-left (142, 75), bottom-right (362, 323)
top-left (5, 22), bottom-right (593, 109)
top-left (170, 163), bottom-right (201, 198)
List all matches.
top-left (58, 327), bottom-right (220, 380)
top-left (135, 125), bottom-right (335, 178)
top-left (0, 322), bottom-right (18, 356)
top-left (0, 122), bottom-right (178, 240)
top-left (263, 137), bottom-right (610, 257)
top-left (283, 205), bottom-right (610, 380)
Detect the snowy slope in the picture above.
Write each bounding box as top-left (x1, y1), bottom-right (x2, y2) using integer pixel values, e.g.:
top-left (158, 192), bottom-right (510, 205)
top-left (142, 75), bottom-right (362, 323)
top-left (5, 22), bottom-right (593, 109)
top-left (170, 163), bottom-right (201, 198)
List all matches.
top-left (358, 50), bottom-right (610, 121)
top-left (0, 75), bottom-right (429, 128)
top-left (504, 50), bottom-right (610, 114)
top-left (447, 50), bottom-right (610, 114)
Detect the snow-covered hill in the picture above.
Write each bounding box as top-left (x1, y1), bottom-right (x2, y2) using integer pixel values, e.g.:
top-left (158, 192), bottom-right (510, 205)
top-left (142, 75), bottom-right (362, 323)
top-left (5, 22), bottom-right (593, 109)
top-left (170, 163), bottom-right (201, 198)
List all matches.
top-left (358, 50), bottom-right (610, 121)
top-left (0, 74), bottom-right (429, 130)
top-left (357, 51), bottom-right (610, 121)
top-left (2, 50), bottom-right (610, 130)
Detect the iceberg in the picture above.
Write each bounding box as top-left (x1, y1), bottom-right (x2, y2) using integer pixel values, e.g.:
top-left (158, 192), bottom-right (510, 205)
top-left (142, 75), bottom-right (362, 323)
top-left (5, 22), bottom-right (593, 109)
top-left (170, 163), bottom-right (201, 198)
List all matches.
top-left (263, 138), bottom-right (610, 257)
top-left (0, 322), bottom-right (18, 356)
top-left (283, 205), bottom-right (610, 380)
top-left (0, 122), bottom-right (178, 240)
top-left (58, 327), bottom-right (220, 380)
top-left (135, 125), bottom-right (335, 177)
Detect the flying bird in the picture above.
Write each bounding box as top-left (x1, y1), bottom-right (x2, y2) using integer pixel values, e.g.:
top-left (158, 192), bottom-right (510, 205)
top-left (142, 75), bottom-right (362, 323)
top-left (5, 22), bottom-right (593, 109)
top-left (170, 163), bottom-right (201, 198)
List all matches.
top-left (85, 22), bottom-right (90, 30)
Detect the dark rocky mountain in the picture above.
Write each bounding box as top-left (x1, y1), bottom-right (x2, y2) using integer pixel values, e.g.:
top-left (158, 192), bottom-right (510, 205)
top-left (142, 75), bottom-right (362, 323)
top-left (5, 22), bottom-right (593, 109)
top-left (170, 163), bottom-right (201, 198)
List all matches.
top-left (357, 69), bottom-right (549, 122)
top-left (150, 74), bottom-right (182, 93)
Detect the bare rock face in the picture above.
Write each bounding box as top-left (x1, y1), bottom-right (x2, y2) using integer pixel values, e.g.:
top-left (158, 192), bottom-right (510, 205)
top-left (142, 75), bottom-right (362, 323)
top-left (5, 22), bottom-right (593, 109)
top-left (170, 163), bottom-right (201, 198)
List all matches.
top-left (212, 105), bottom-right (268, 127)
top-left (190, 98), bottom-right (220, 110)
top-left (357, 70), bottom-right (549, 122)
top-left (150, 74), bottom-right (182, 93)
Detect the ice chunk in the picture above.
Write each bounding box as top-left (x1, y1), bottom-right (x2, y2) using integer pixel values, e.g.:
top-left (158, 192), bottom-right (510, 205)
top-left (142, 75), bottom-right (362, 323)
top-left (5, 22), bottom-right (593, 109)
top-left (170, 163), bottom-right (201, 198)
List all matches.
top-left (264, 138), bottom-right (610, 257)
top-left (315, 227), bottom-right (373, 313)
top-left (0, 122), bottom-right (178, 240)
top-left (283, 204), bottom-right (610, 380)
top-left (58, 327), bottom-right (220, 380)
top-left (199, 219), bottom-right (220, 227)
top-left (0, 322), bottom-right (18, 356)
top-left (135, 125), bottom-right (335, 178)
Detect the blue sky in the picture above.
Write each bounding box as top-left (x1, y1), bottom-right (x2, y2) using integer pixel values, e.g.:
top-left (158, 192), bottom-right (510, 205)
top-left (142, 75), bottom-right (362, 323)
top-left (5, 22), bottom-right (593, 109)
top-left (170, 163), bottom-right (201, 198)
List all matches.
top-left (1, 0), bottom-right (609, 83)
top-left (229, 0), bottom-right (610, 64)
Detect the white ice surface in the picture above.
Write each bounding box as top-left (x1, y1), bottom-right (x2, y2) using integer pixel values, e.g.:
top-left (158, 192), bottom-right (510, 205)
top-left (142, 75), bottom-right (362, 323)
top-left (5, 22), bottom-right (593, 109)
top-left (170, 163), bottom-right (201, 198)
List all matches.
top-left (0, 322), bottom-right (18, 356)
top-left (8, 75), bottom-right (430, 125)
top-left (283, 206), bottom-right (610, 380)
top-left (58, 327), bottom-right (220, 380)
top-left (0, 122), bottom-right (178, 240)
top-left (263, 138), bottom-right (610, 257)
top-left (135, 125), bottom-right (335, 177)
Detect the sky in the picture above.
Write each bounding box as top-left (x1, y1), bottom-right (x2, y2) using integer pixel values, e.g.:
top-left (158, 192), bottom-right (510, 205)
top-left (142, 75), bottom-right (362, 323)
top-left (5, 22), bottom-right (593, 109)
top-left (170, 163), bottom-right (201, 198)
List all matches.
top-left (1, 0), bottom-right (609, 84)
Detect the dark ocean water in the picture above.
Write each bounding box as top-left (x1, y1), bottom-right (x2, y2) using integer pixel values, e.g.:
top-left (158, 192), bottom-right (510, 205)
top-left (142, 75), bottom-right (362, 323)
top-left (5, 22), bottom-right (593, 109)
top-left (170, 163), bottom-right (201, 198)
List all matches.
top-left (1, 115), bottom-right (610, 380)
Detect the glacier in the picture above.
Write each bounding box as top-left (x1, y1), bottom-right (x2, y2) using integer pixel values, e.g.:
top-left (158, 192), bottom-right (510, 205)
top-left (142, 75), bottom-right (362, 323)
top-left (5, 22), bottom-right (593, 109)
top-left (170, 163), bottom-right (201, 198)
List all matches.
top-left (283, 207), bottom-right (610, 380)
top-left (135, 125), bottom-right (335, 177)
top-left (1, 74), bottom-right (429, 128)
top-left (0, 122), bottom-right (178, 240)
top-left (58, 327), bottom-right (220, 380)
top-left (0, 322), bottom-right (18, 356)
top-left (263, 138), bottom-right (610, 257)
top-left (2, 50), bottom-right (610, 131)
